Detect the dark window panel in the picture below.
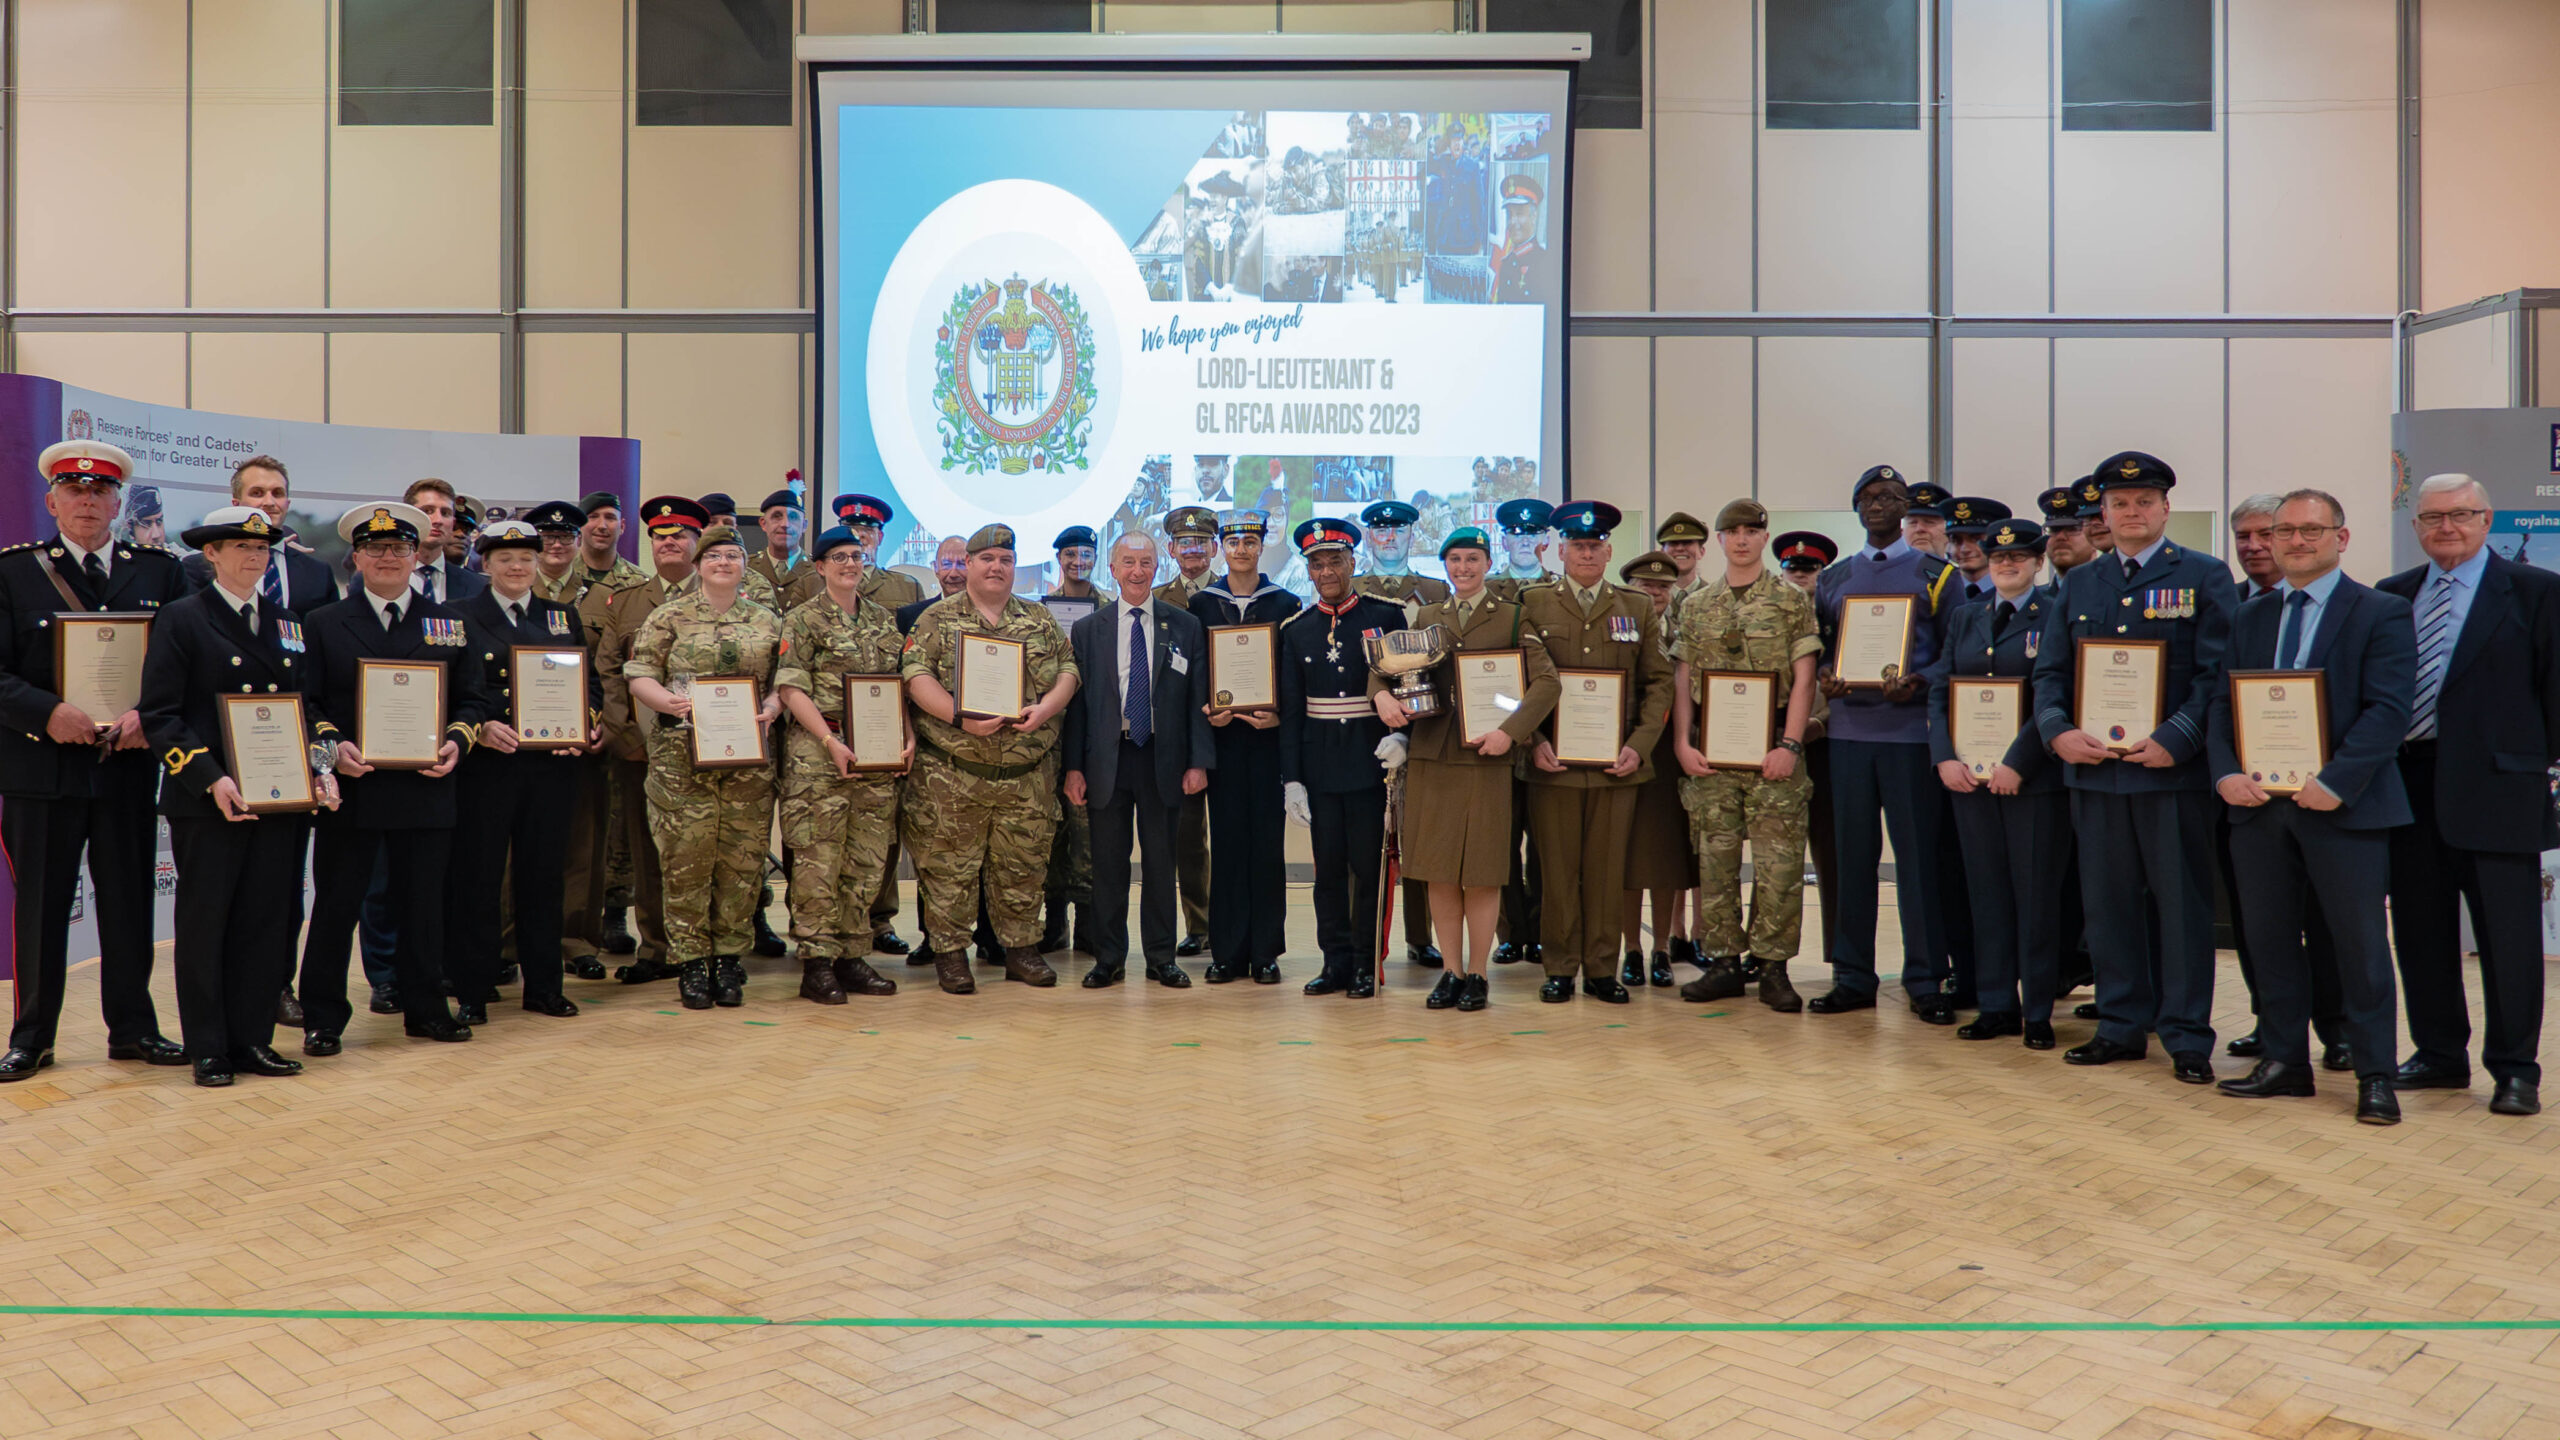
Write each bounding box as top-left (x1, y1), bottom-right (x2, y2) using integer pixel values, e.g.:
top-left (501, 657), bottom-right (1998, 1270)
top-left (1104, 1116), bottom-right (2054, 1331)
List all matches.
top-left (936, 0), bottom-right (1093, 33)
top-left (1765, 0), bottom-right (1919, 131)
top-left (2062, 0), bottom-right (2214, 132)
top-left (1489, 0), bottom-right (1643, 130)
top-left (339, 0), bottom-right (494, 126)
top-left (638, 0), bottom-right (794, 126)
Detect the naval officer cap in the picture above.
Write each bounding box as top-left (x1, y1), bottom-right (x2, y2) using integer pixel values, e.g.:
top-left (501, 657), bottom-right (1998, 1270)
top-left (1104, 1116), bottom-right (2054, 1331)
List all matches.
top-left (1849, 464), bottom-right (1908, 504)
top-left (2092, 450), bottom-right (2177, 494)
top-left (810, 525), bottom-right (860, 562)
top-left (1654, 510), bottom-right (1709, 544)
top-left (1774, 531), bottom-right (1839, 571)
top-left (521, 499), bottom-right (587, 533)
top-left (965, 522), bottom-right (1016, 555)
top-left (183, 505), bottom-right (279, 548)
top-left (40, 440), bottom-right (135, 486)
top-left (1618, 550), bottom-right (1680, 585)
top-left (474, 518), bottom-right (541, 555)
top-left (1944, 496), bottom-right (2013, 536)
top-left (1550, 500), bottom-right (1621, 540)
top-left (1985, 518), bottom-right (2047, 555)
top-left (1164, 505), bottom-right (1219, 540)
top-left (1359, 499), bottom-right (1421, 529)
top-left (337, 501), bottom-right (431, 546)
top-left (1494, 497), bottom-right (1554, 535)
top-left (1293, 516), bottom-right (1360, 556)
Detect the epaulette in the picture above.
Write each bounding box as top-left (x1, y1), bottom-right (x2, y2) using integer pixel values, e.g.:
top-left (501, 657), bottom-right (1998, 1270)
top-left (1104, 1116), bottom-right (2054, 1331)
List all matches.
top-left (0, 541), bottom-right (41, 555)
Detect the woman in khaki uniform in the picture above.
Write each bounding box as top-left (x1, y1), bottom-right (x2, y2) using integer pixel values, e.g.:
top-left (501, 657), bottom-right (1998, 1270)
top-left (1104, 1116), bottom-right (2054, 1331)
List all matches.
top-left (1371, 526), bottom-right (1558, 1011)
top-left (775, 524), bottom-right (913, 1005)
top-left (624, 523), bottom-right (783, 1010)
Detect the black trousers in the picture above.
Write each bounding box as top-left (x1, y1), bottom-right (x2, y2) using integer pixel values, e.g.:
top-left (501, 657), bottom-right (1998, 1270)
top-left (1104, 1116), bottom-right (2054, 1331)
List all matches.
top-left (1826, 738), bottom-right (1946, 998)
top-left (169, 813), bottom-right (309, 1062)
top-left (2391, 743), bottom-right (2546, 1085)
top-left (1804, 738), bottom-right (1837, 968)
top-left (1949, 787), bottom-right (2070, 1022)
top-left (1207, 727), bottom-right (1287, 968)
top-left (450, 757), bottom-right (574, 1004)
top-left (3, 785), bottom-right (162, 1053)
top-left (2074, 786), bottom-right (2218, 1056)
top-left (1498, 775), bottom-right (1542, 946)
top-left (2218, 809), bottom-right (2343, 1041)
top-left (1937, 789), bottom-right (1979, 1003)
top-left (2228, 804), bottom-right (2398, 1080)
top-left (1311, 785), bottom-right (1386, 984)
top-left (1088, 740), bottom-right (1180, 974)
top-left (299, 824), bottom-right (455, 1036)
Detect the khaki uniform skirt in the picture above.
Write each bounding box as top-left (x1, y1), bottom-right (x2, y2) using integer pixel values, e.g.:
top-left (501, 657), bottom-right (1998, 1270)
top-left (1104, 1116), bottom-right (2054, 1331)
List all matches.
top-left (1624, 723), bottom-right (1698, 890)
top-left (1401, 756), bottom-right (1515, 887)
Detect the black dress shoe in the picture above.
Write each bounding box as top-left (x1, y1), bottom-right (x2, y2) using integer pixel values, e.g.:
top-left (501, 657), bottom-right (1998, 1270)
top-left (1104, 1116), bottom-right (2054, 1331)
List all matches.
top-left (1957, 1011), bottom-right (2022, 1041)
top-left (2064, 1036), bottom-right (2146, 1066)
top-left (455, 1001), bottom-right (489, 1027)
top-left (1304, 974), bottom-right (1345, 996)
top-left (231, 1045), bottom-right (304, 1077)
top-left (1524, 943), bottom-right (1544, 968)
top-left (2321, 1042), bottom-right (2353, 1073)
top-left (1807, 987), bottom-right (1876, 1014)
top-left (1670, 936), bottom-right (1699, 968)
top-left (302, 1031), bottom-right (341, 1057)
top-left (872, 929), bottom-right (912, 956)
top-left (494, 963), bottom-right (520, 986)
top-left (567, 955), bottom-right (608, 980)
top-left (1083, 967), bottom-right (1122, 989)
top-left (1425, 971), bottom-right (1463, 1009)
top-left (108, 1035), bottom-right (189, 1066)
top-left (2172, 1051), bottom-right (2215, 1085)
top-left (275, 989), bottom-right (304, 1027)
top-left (1252, 961), bottom-right (1282, 985)
top-left (2072, 1001), bottom-right (2100, 1020)
top-left (523, 993), bottom-right (579, 1017)
top-left (2226, 1029), bottom-right (2264, 1058)
top-left (2491, 1078), bottom-right (2541, 1115)
top-left (403, 1016), bottom-right (473, 1042)
top-left (0, 1047), bottom-right (56, 1081)
top-left (193, 1057), bottom-right (235, 1088)
top-left (2394, 1057), bottom-right (2471, 1090)
top-left (1619, 951), bottom-right (1645, 987)
top-left (1539, 976), bottom-right (1574, 1003)
top-left (615, 957), bottom-right (677, 984)
top-left (1407, 944), bottom-right (1443, 968)
top-left (1582, 977), bottom-right (1631, 1004)
top-left (1456, 974), bottom-right (1489, 1012)
top-left (1203, 961), bottom-right (1241, 985)
top-left (1649, 951), bottom-right (1674, 987)
top-left (2357, 1077), bottom-right (2401, 1125)
top-left (2022, 1020), bottom-right (2056, 1051)
top-left (1910, 994), bottom-right (1957, 1026)
top-left (1490, 942), bottom-right (1521, 966)
top-left (1346, 974), bottom-right (1376, 999)
top-left (2217, 1059), bottom-right (2314, 1098)
top-left (370, 987), bottom-right (403, 1014)
top-left (1178, 934), bottom-right (1209, 957)
top-left (1149, 964), bottom-right (1192, 989)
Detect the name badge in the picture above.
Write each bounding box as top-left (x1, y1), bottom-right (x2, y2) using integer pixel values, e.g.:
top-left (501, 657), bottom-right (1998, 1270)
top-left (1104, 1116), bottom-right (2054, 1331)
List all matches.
top-left (1169, 649), bottom-right (1189, 675)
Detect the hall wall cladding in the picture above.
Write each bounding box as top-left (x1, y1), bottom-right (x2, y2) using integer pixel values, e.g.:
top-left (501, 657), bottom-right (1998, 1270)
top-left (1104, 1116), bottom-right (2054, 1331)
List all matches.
top-left (6, 0), bottom-right (2558, 578)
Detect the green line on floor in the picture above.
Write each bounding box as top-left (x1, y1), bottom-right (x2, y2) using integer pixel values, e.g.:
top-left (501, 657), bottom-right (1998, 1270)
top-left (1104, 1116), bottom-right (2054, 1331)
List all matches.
top-left (744, 1021), bottom-right (777, 1026)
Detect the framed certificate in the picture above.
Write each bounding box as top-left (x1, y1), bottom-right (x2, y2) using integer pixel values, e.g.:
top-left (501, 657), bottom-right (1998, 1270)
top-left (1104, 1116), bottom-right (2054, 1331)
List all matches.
top-left (2074, 638), bottom-right (2168, 751)
top-left (1697, 670), bottom-right (1778, 771)
top-left (1041, 594), bottom-right (1098, 630)
top-left (1549, 668), bottom-right (1626, 766)
top-left (508, 646), bottom-right (590, 750)
top-left (1456, 648), bottom-right (1526, 745)
top-left (2228, 669), bottom-right (2329, 794)
top-left (217, 693), bottom-right (316, 814)
top-left (1208, 623), bottom-right (1279, 713)
top-left (1833, 595), bottom-right (1915, 687)
top-left (841, 674), bottom-right (910, 772)
top-left (1951, 677), bottom-right (2024, 779)
top-left (356, 658), bottom-right (447, 769)
top-left (52, 612), bottom-right (151, 727)
top-left (689, 674), bottom-right (768, 769)
top-left (955, 634), bottom-right (1028, 719)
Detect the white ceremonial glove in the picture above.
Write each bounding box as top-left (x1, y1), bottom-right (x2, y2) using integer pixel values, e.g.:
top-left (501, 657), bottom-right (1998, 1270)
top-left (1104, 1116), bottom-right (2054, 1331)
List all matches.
top-left (1284, 780), bottom-right (1313, 828)
top-left (1374, 733), bottom-right (1410, 771)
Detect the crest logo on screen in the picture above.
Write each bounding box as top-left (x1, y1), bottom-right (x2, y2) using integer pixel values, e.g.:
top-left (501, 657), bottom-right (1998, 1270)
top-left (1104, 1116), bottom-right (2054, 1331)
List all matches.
top-left (65, 409), bottom-right (93, 440)
top-left (936, 275), bottom-right (1096, 477)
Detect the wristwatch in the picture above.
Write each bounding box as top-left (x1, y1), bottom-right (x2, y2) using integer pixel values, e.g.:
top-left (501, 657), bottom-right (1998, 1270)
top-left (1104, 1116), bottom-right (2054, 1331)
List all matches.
top-left (1776, 737), bottom-right (1804, 756)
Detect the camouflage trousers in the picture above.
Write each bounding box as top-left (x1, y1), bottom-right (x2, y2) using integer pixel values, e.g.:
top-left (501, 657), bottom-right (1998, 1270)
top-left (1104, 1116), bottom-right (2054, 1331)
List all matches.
top-left (1679, 765), bottom-right (1811, 962)
top-left (643, 730), bottom-right (776, 960)
top-left (903, 746), bottom-right (1057, 954)
top-left (778, 728), bottom-right (900, 961)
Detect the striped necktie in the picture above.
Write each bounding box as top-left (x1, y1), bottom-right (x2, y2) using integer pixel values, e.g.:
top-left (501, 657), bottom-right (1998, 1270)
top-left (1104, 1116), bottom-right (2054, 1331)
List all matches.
top-left (1125, 607), bottom-right (1151, 745)
top-left (2406, 575), bottom-right (2457, 740)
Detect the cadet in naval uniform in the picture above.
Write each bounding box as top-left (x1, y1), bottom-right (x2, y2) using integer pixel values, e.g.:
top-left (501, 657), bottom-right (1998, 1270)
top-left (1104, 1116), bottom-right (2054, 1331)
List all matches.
top-left (1281, 517), bottom-right (1406, 997)
top-left (2031, 451), bottom-right (2235, 1086)
top-left (1349, 497), bottom-right (1446, 969)
top-left (0, 440), bottom-right (192, 1082)
top-left (1157, 504), bottom-right (1221, 956)
top-left (1189, 509), bottom-right (1302, 983)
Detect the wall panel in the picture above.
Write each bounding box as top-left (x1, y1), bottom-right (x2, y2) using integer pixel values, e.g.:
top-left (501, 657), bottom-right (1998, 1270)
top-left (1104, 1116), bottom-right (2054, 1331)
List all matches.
top-left (2226, 0), bottom-right (2394, 314)
top-left (2053, 134), bottom-right (2222, 313)
top-left (526, 333), bottom-right (626, 438)
top-left (2410, 315), bottom-right (2510, 411)
top-left (1651, 0), bottom-right (1753, 311)
top-left (626, 333), bottom-right (799, 495)
top-left (2052, 337), bottom-right (2224, 518)
top-left (1568, 336), bottom-right (1649, 518)
top-left (1756, 337), bottom-right (1930, 511)
top-left (190, 333), bottom-right (328, 422)
top-left (330, 128), bottom-right (504, 308)
top-left (1277, 0), bottom-right (1449, 31)
top-left (1571, 129), bottom-right (1651, 312)
top-left (1949, 0), bottom-right (2049, 314)
top-left (527, 0), bottom-right (628, 309)
top-left (1951, 337), bottom-right (2051, 506)
top-left (329, 333), bottom-right (502, 432)
top-left (14, 333), bottom-right (189, 406)
top-left (191, 0), bottom-right (329, 308)
top-left (2227, 336), bottom-right (2391, 579)
top-left (1757, 131), bottom-right (1929, 313)
top-left (2419, 0), bottom-right (2560, 312)
top-left (1652, 335), bottom-right (1753, 511)
top-left (627, 130), bottom-right (801, 308)
top-left (12, 0), bottom-right (189, 308)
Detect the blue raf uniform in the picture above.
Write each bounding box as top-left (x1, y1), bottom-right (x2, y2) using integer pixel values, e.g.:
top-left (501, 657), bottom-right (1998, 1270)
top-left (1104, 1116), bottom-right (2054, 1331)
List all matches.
top-left (1925, 519), bottom-right (2068, 1040)
top-left (2029, 451), bottom-right (2235, 1078)
top-left (1280, 517), bottom-right (1405, 996)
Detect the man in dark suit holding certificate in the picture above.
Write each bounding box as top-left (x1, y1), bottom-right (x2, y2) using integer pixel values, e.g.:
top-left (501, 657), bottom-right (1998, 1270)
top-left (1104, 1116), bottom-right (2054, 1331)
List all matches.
top-left (1063, 533), bottom-right (1214, 989)
top-left (2206, 490), bottom-right (2413, 1124)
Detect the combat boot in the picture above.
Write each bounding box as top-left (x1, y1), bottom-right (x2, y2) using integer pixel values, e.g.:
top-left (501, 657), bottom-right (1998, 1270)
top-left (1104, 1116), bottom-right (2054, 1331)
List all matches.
top-left (833, 955), bottom-right (897, 996)
top-left (600, 900), bottom-right (637, 955)
top-left (1680, 957), bottom-right (1748, 1003)
top-left (800, 957), bottom-right (846, 1005)
top-left (713, 956), bottom-right (747, 1007)
top-left (677, 960), bottom-right (714, 1010)
top-left (1003, 946), bottom-right (1058, 987)
top-left (752, 906), bottom-right (787, 958)
top-left (1756, 959), bottom-right (1803, 1013)
top-left (932, 949), bottom-right (977, 994)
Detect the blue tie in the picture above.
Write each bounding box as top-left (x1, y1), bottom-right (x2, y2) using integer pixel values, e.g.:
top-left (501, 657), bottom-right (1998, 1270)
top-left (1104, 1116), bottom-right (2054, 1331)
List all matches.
top-left (260, 555), bottom-right (284, 608)
top-left (2407, 575), bottom-right (2456, 740)
top-left (2278, 590), bottom-right (2310, 669)
top-left (1125, 608), bottom-right (1152, 746)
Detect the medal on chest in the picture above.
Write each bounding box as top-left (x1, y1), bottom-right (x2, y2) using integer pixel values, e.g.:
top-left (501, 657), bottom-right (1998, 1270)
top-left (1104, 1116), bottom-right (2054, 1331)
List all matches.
top-left (1610, 614), bottom-right (1638, 644)
top-left (548, 610), bottom-right (570, 637)
top-left (279, 619), bottom-right (306, 654)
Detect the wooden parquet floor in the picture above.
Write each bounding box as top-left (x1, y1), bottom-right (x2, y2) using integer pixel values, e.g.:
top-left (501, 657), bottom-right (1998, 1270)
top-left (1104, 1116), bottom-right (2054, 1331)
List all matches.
top-left (3, 883), bottom-right (2558, 1439)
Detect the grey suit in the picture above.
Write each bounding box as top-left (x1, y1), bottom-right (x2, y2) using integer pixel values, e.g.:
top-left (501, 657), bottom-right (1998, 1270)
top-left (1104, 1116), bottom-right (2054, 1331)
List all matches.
top-left (1064, 597), bottom-right (1216, 976)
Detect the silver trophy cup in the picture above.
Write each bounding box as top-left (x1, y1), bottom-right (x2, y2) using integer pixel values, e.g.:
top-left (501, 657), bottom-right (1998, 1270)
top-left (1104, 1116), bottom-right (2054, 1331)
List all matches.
top-left (1365, 624), bottom-right (1454, 719)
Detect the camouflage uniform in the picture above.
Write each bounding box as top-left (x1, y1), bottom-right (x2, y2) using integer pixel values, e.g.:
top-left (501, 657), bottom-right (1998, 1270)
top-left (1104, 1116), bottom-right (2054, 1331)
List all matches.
top-left (1671, 570), bottom-right (1822, 961)
top-left (899, 593), bottom-right (1076, 954)
top-left (774, 591), bottom-right (904, 961)
top-left (750, 551), bottom-right (826, 616)
top-left (623, 589), bottom-right (783, 961)
top-left (856, 561), bottom-right (927, 936)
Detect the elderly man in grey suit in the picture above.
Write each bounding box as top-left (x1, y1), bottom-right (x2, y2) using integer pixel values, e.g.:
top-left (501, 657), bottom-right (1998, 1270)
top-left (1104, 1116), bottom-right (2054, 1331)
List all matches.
top-left (1063, 533), bottom-right (1217, 989)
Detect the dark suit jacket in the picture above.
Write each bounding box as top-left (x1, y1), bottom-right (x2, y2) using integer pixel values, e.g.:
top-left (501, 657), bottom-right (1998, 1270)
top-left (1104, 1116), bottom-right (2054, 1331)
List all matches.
top-left (183, 543), bottom-right (339, 618)
top-left (303, 589), bottom-right (491, 830)
top-left (2207, 575), bottom-right (2415, 830)
top-left (138, 586), bottom-right (325, 821)
top-left (1925, 588), bottom-right (2059, 793)
top-left (0, 536), bottom-right (189, 799)
top-left (2379, 551), bottom-right (2560, 851)
top-left (1063, 598), bottom-right (1215, 801)
top-left (894, 594), bottom-right (945, 635)
top-left (412, 557), bottom-right (489, 605)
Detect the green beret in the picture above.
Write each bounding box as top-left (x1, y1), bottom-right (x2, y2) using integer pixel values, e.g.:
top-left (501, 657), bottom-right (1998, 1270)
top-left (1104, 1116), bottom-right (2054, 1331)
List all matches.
top-left (967, 523), bottom-right (1016, 555)
top-left (1440, 525), bottom-right (1493, 559)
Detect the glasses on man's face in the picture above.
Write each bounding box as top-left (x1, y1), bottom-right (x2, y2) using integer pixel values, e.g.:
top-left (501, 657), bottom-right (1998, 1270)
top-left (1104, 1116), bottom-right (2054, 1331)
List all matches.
top-left (2413, 508), bottom-right (2487, 530)
top-left (358, 542), bottom-right (416, 559)
top-left (2269, 524), bottom-right (2337, 542)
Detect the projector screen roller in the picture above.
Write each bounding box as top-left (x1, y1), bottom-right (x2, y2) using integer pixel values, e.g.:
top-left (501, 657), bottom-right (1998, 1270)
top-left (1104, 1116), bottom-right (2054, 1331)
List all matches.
top-left (816, 63), bottom-right (1573, 595)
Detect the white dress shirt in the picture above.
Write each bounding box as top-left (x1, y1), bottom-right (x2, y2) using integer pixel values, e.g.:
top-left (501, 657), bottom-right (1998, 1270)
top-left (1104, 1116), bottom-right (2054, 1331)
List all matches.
top-left (366, 585), bottom-right (409, 629)
top-left (1115, 595), bottom-right (1154, 735)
